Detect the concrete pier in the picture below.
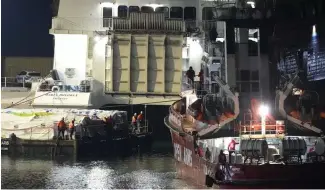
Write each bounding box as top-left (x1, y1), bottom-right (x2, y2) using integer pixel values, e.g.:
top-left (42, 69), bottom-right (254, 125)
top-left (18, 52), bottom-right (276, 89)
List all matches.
top-left (3, 136), bottom-right (77, 159)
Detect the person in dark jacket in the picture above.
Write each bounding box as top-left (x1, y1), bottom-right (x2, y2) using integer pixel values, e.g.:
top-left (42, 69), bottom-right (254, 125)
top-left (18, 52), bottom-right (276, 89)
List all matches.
top-left (186, 66), bottom-right (195, 84)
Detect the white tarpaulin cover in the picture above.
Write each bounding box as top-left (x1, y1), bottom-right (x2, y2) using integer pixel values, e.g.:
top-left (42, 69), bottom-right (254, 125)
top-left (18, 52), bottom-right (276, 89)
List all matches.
top-left (1, 108), bottom-right (121, 140)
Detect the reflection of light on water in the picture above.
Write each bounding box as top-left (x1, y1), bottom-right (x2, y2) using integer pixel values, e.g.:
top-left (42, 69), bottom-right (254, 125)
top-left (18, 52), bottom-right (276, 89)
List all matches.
top-left (87, 166), bottom-right (114, 189)
top-left (1, 155), bottom-right (198, 189)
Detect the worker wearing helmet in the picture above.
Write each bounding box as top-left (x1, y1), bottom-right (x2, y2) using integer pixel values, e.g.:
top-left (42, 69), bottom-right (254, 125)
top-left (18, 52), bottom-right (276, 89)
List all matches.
top-left (137, 111), bottom-right (144, 132)
top-left (132, 113), bottom-right (137, 132)
top-left (68, 119), bottom-right (75, 140)
top-left (57, 117), bottom-right (66, 140)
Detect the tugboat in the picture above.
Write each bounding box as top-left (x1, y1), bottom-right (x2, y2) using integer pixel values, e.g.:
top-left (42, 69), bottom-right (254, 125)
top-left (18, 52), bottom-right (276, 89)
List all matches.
top-left (165, 69), bottom-right (325, 188)
top-left (72, 109), bottom-right (153, 156)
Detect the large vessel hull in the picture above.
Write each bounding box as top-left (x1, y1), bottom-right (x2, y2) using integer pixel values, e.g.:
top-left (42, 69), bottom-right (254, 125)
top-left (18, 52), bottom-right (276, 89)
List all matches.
top-left (166, 119), bottom-right (325, 188)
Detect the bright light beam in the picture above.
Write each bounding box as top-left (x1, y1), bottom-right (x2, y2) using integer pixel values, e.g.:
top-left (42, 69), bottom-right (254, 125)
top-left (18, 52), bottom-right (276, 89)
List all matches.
top-left (312, 25), bottom-right (317, 37)
top-left (258, 104), bottom-right (269, 117)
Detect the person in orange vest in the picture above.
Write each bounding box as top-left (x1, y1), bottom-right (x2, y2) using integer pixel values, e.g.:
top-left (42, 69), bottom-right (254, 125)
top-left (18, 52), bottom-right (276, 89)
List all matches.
top-left (57, 117), bottom-right (66, 139)
top-left (137, 111), bottom-right (144, 129)
top-left (132, 113), bottom-right (137, 133)
top-left (68, 119), bottom-right (75, 140)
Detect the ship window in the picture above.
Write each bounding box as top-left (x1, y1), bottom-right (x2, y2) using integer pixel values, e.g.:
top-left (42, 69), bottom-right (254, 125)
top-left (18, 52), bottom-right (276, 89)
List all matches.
top-left (170, 7), bottom-right (183, 19)
top-left (118, 5), bottom-right (128, 18)
top-left (141, 6), bottom-right (154, 13)
top-left (156, 7), bottom-right (169, 18)
top-left (184, 7), bottom-right (196, 20)
top-left (251, 70), bottom-right (259, 80)
top-left (129, 6), bottom-right (140, 14)
top-left (239, 82), bottom-right (250, 92)
top-left (202, 7), bottom-right (216, 20)
top-left (240, 70), bottom-right (250, 81)
top-left (103, 7), bottom-right (113, 18)
top-left (251, 82), bottom-right (259, 92)
top-left (248, 40), bottom-right (258, 56)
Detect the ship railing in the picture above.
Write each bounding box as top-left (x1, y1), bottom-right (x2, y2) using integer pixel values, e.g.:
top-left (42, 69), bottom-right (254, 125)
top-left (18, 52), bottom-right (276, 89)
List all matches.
top-left (37, 79), bottom-right (93, 93)
top-left (52, 13), bottom-right (185, 32)
top-left (129, 120), bottom-right (152, 133)
top-left (1, 77), bottom-right (43, 89)
top-left (52, 16), bottom-right (228, 33)
top-left (112, 13), bottom-right (184, 32)
top-left (239, 123), bottom-right (285, 136)
top-left (52, 17), bottom-right (113, 31)
top-left (1, 77), bottom-right (25, 88)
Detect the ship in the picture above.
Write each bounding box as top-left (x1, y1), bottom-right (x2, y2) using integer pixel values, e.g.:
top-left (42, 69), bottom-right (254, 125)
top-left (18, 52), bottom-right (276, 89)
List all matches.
top-left (163, 2), bottom-right (325, 189)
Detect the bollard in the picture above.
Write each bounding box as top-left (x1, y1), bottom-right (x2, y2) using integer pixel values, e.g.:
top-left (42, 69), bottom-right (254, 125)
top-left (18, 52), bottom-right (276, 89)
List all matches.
top-left (4, 77), bottom-right (7, 87)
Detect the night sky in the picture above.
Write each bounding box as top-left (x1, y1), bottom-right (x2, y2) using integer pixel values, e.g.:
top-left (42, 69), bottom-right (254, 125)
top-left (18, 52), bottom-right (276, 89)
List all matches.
top-left (1, 0), bottom-right (53, 57)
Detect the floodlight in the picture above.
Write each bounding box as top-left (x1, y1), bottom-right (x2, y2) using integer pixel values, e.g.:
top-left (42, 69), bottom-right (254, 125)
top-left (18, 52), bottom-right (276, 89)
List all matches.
top-left (258, 104), bottom-right (269, 117)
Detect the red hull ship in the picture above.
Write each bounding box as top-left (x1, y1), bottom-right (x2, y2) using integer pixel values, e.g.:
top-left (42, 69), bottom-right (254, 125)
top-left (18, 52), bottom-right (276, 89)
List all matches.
top-left (165, 74), bottom-right (325, 188)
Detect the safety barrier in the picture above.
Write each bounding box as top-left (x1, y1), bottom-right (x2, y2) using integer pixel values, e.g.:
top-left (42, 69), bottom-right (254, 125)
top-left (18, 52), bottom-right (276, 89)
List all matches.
top-left (1, 126), bottom-right (53, 140)
top-left (240, 123), bottom-right (285, 135)
top-left (1, 77), bottom-right (28, 88)
top-left (129, 120), bottom-right (152, 133)
top-left (52, 15), bottom-right (228, 33)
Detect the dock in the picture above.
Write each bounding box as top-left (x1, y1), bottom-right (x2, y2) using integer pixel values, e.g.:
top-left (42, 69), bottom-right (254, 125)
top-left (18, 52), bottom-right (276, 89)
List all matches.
top-left (2, 136), bottom-right (77, 159)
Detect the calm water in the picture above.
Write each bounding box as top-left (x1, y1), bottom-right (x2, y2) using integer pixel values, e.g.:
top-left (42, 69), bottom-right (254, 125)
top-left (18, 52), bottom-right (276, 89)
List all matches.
top-left (1, 145), bottom-right (197, 189)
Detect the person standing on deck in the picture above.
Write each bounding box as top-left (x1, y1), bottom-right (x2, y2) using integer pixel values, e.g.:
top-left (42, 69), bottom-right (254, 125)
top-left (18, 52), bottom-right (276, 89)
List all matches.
top-left (137, 111), bottom-right (144, 131)
top-left (57, 117), bottom-right (66, 139)
top-left (69, 119), bottom-right (75, 140)
top-left (205, 147), bottom-right (211, 161)
top-left (186, 66), bottom-right (195, 86)
top-left (132, 113), bottom-right (137, 133)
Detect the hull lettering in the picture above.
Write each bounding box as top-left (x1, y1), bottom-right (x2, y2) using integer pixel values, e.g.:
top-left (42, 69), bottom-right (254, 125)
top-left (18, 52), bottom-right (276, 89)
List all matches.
top-left (183, 147), bottom-right (193, 167)
top-left (174, 143), bottom-right (182, 162)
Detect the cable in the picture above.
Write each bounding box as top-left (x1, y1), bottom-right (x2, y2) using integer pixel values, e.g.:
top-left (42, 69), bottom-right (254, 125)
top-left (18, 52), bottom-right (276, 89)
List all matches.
top-left (5, 91), bottom-right (53, 109)
top-left (6, 92), bottom-right (180, 109)
top-left (99, 99), bottom-right (179, 109)
top-left (6, 73), bottom-right (53, 109)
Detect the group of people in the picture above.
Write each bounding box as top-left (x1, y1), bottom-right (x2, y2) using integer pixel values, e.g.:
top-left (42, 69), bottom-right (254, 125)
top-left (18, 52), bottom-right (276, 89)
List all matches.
top-left (57, 117), bottom-right (75, 140)
top-left (131, 111), bottom-right (144, 133)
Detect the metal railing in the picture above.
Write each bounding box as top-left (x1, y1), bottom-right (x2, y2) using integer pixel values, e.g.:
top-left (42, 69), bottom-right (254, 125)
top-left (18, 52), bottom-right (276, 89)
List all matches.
top-left (129, 119), bottom-right (152, 133)
top-left (1, 77), bottom-right (42, 88)
top-left (52, 14), bottom-right (228, 33)
top-left (37, 79), bottom-right (93, 92)
top-left (1, 126), bottom-right (53, 140)
top-left (240, 123), bottom-right (285, 136)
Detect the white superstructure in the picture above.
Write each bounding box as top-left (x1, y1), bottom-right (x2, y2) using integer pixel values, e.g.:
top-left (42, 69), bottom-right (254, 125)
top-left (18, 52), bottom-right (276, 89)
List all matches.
top-left (31, 0), bottom-right (269, 108)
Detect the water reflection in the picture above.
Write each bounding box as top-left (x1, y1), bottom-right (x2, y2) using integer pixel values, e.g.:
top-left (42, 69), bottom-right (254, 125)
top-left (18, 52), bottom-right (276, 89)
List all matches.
top-left (1, 153), bottom-right (196, 189)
